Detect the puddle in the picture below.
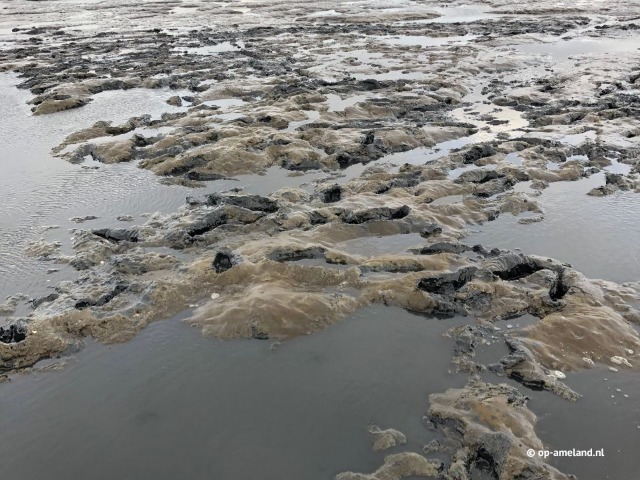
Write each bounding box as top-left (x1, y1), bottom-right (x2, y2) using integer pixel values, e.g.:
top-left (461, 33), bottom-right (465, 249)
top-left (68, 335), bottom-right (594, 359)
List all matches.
top-left (505, 152), bottom-right (523, 166)
top-left (286, 110), bottom-right (321, 131)
top-left (202, 98), bottom-right (246, 109)
top-left (563, 131), bottom-right (597, 146)
top-left (450, 83), bottom-right (529, 135)
top-left (410, 5), bottom-right (502, 24)
top-left (325, 93), bottom-right (368, 112)
top-left (305, 47), bottom-right (410, 82)
top-left (430, 195), bottom-right (466, 206)
top-left (352, 71), bottom-right (430, 81)
top-left (0, 306), bottom-right (468, 480)
top-left (336, 136), bottom-right (476, 184)
top-left (331, 132), bottom-right (489, 186)
top-left (372, 34), bottom-right (475, 48)
top-left (513, 180), bottom-right (535, 194)
top-left (466, 173), bottom-right (640, 283)
top-left (170, 6), bottom-right (199, 16)
top-left (546, 161), bottom-right (560, 170)
top-left (604, 160), bottom-right (632, 175)
top-left (335, 233), bottom-right (425, 256)
top-left (309, 9), bottom-right (342, 17)
top-left (513, 36), bottom-right (640, 61)
top-left (177, 41), bottom-right (245, 55)
top-left (204, 166), bottom-right (327, 196)
top-left (387, 137), bottom-right (474, 166)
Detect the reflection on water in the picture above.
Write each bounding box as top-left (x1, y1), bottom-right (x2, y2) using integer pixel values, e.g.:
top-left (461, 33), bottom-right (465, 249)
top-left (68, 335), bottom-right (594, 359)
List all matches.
top-left (335, 232), bottom-right (425, 256)
top-left (466, 173), bottom-right (640, 283)
top-left (0, 306), bottom-right (467, 480)
top-left (372, 34), bottom-right (475, 47)
top-left (0, 74), bottom-right (193, 298)
top-left (504, 152), bottom-right (523, 166)
top-left (410, 5), bottom-right (502, 24)
top-left (526, 368), bottom-right (640, 480)
top-left (176, 40), bottom-right (245, 55)
top-left (204, 166), bottom-right (327, 196)
top-left (514, 36), bottom-right (640, 61)
top-left (325, 93), bottom-right (368, 112)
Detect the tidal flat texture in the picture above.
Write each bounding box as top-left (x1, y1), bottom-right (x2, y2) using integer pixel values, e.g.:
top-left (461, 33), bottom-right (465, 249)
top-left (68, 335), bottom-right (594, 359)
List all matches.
top-left (1, 1), bottom-right (639, 479)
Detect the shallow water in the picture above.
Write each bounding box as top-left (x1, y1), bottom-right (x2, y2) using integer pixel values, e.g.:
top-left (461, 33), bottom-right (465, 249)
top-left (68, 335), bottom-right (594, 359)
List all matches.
top-left (372, 34), bottom-right (475, 47)
top-left (0, 306), bottom-right (468, 480)
top-left (0, 74), bottom-right (196, 298)
top-left (448, 163), bottom-right (496, 180)
top-left (287, 109), bottom-right (321, 131)
top-left (430, 194), bottom-right (466, 206)
top-left (0, 75), bottom-right (326, 299)
top-left (505, 152), bottom-right (523, 166)
top-left (203, 166), bottom-right (327, 196)
top-left (336, 136), bottom-right (474, 183)
top-left (475, 340), bottom-right (640, 480)
top-left (352, 70), bottom-right (431, 81)
top-left (202, 98), bottom-right (247, 109)
top-left (514, 36), bottom-right (640, 61)
top-left (532, 368), bottom-right (640, 480)
top-left (1, 3), bottom-right (640, 478)
top-left (466, 173), bottom-right (640, 283)
top-left (176, 41), bottom-right (245, 55)
top-left (335, 232), bottom-right (425, 256)
top-left (382, 137), bottom-right (474, 165)
top-left (325, 93), bottom-right (368, 112)
top-left (414, 5), bottom-right (502, 24)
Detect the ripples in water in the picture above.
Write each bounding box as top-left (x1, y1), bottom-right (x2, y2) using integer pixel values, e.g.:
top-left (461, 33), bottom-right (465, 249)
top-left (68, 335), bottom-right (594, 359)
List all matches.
top-left (0, 74), bottom-right (192, 297)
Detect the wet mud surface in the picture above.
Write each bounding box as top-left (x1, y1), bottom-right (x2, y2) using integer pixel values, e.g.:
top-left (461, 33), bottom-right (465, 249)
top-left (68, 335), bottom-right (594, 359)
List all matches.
top-left (1, 0), bottom-right (640, 478)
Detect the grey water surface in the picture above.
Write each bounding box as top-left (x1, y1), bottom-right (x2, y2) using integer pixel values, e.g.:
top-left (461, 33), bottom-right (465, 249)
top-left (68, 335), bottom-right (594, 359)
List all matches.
top-left (0, 306), bottom-right (467, 480)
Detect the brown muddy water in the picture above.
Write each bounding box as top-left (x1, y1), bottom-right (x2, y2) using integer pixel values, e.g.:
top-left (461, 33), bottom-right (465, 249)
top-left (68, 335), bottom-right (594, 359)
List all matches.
top-left (0, 306), bottom-right (467, 480)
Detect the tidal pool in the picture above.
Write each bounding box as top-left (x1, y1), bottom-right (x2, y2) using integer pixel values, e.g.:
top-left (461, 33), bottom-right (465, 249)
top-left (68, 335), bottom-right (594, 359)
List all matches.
top-left (466, 173), bottom-right (640, 284)
top-left (0, 74), bottom-right (197, 298)
top-left (0, 306), bottom-right (468, 480)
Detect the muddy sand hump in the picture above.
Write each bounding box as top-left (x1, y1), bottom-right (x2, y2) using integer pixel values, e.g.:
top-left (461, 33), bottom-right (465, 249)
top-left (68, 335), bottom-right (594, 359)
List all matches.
top-left (1, 0), bottom-right (640, 479)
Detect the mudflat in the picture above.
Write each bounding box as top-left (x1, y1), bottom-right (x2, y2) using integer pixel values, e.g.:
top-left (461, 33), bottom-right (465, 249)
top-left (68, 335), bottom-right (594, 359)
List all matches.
top-left (0, 1), bottom-right (639, 479)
